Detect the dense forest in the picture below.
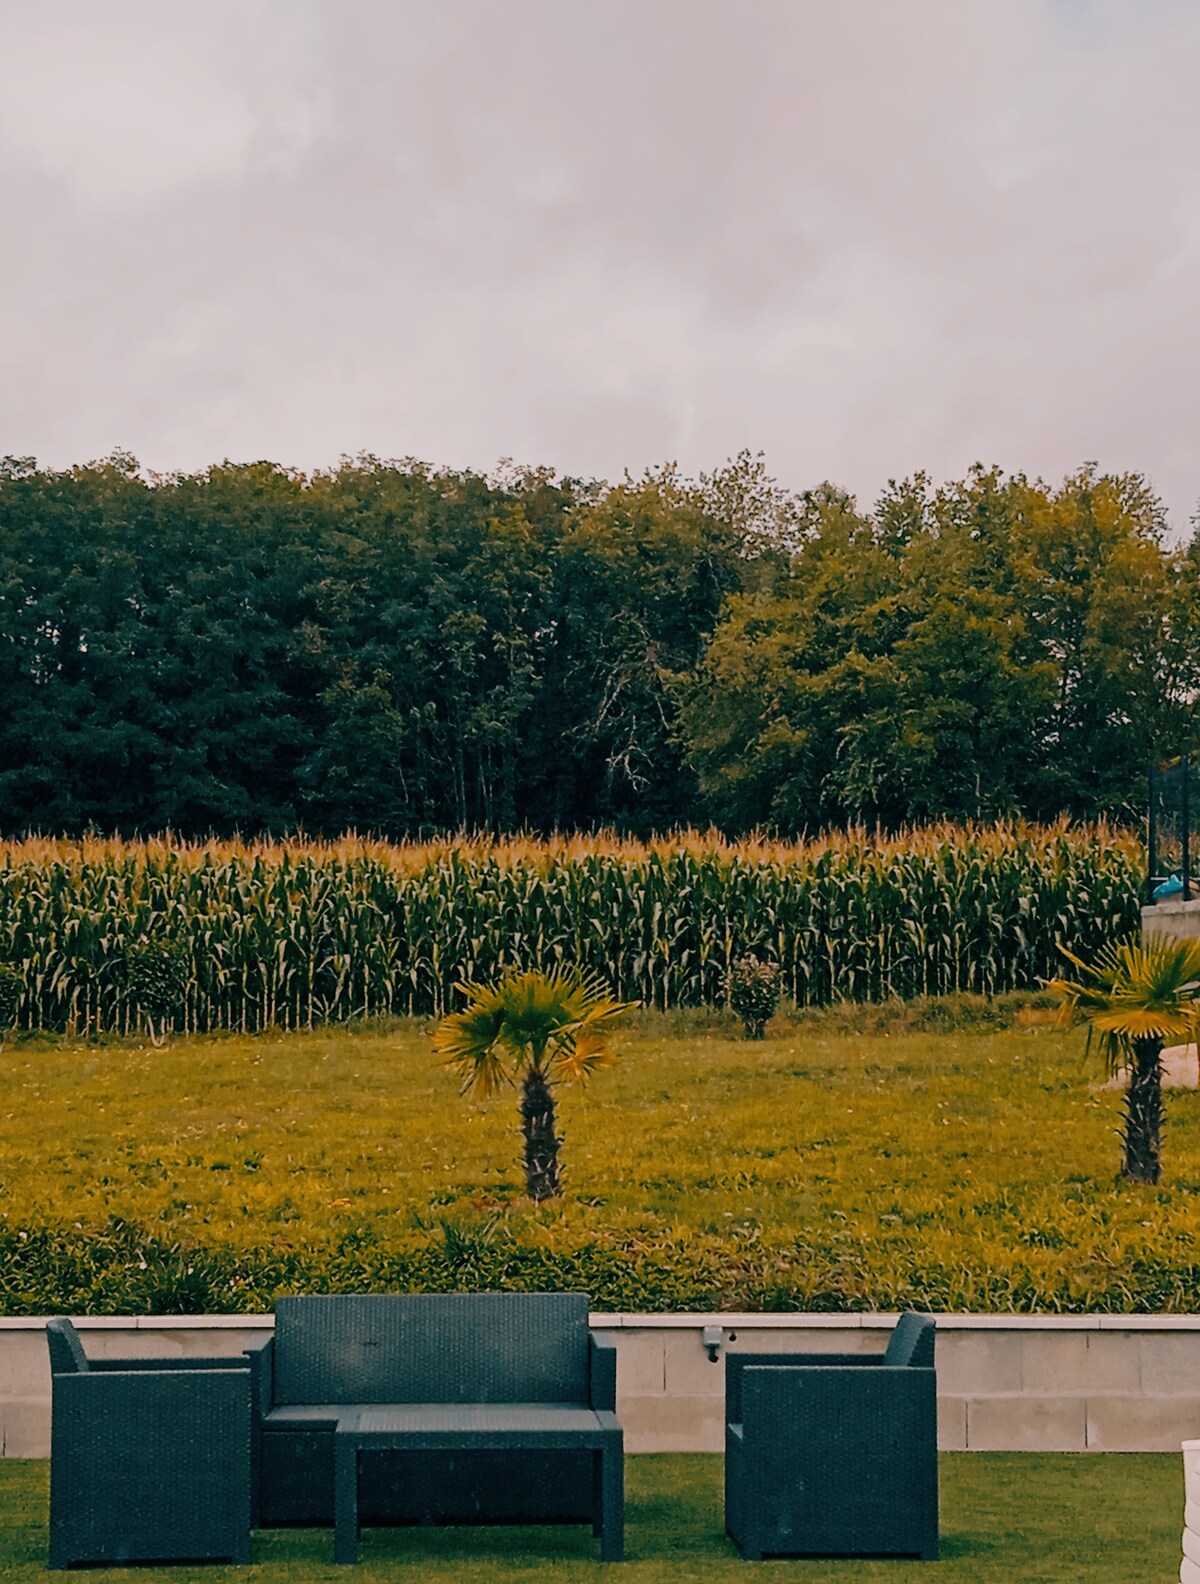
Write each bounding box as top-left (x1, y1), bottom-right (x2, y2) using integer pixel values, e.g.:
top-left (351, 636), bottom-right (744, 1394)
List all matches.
top-left (0, 450), bottom-right (1195, 837)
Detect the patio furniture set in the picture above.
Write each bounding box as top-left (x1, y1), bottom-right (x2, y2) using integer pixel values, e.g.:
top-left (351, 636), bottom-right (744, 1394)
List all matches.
top-left (44, 1293), bottom-right (938, 1568)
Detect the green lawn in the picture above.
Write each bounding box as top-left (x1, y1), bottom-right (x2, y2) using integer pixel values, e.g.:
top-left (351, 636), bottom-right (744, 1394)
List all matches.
top-left (0, 1453), bottom-right (1183, 1581)
top-left (3, 1011), bottom-right (1200, 1311)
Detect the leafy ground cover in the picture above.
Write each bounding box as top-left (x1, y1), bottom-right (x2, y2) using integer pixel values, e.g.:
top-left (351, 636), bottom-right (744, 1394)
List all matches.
top-left (0, 1453), bottom-right (1183, 1581)
top-left (2, 1006), bottom-right (1199, 1312)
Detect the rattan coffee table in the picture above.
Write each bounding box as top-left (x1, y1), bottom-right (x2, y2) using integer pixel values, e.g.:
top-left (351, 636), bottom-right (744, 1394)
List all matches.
top-left (333, 1404), bottom-right (624, 1563)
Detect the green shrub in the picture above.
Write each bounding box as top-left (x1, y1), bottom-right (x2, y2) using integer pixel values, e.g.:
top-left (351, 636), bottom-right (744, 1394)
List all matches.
top-left (124, 939), bottom-right (190, 1046)
top-left (728, 955), bottom-right (780, 1038)
top-left (3, 1208), bottom-right (1199, 1315)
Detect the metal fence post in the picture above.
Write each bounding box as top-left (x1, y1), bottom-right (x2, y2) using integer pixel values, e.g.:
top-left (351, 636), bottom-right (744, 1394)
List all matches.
top-left (1183, 756), bottom-right (1190, 902)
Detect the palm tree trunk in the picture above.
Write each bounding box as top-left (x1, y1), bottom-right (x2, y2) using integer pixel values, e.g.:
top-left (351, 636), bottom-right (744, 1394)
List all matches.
top-left (520, 1064), bottom-right (562, 1201)
top-left (1122, 1036), bottom-right (1163, 1185)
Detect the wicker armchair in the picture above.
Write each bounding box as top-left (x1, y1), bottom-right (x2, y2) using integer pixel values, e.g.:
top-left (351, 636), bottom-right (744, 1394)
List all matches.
top-left (46, 1317), bottom-right (252, 1569)
top-left (725, 1311), bottom-right (938, 1561)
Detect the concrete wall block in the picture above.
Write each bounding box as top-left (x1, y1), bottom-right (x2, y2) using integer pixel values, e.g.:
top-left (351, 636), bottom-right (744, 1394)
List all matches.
top-left (614, 1331), bottom-right (666, 1396)
top-left (127, 1328), bottom-right (261, 1361)
top-left (662, 1331), bottom-right (726, 1397)
top-left (937, 1396), bottom-right (968, 1451)
top-left (0, 1333), bottom-right (51, 1399)
top-left (1081, 1332), bottom-right (1142, 1393)
top-left (1017, 1333), bottom-right (1094, 1393)
top-left (1086, 1394), bottom-right (1200, 1451)
top-left (966, 1394), bottom-right (1087, 1452)
top-left (935, 1331), bottom-right (1024, 1395)
top-left (1, 1399), bottom-right (50, 1459)
top-left (619, 1393), bottom-right (726, 1454)
top-left (1139, 1334), bottom-right (1200, 1394)
top-left (662, 1325), bottom-right (877, 1397)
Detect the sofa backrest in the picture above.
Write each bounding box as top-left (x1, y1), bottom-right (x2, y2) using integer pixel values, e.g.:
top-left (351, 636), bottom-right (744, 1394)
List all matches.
top-left (46, 1318), bottom-right (90, 1375)
top-left (272, 1292), bottom-right (591, 1406)
top-left (884, 1311), bottom-right (935, 1369)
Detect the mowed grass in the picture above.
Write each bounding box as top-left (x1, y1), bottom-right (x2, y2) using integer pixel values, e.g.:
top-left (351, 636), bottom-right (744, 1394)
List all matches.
top-left (2, 1008), bottom-right (1200, 1311)
top-left (0, 1453), bottom-right (1184, 1581)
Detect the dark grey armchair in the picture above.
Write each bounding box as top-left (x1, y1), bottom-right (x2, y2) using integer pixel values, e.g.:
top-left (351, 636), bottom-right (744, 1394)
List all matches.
top-left (724, 1311), bottom-right (938, 1561)
top-left (46, 1317), bottom-right (252, 1568)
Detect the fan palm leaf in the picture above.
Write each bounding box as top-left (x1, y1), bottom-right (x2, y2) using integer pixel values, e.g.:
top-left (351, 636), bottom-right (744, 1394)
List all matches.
top-left (432, 965), bottom-right (634, 1201)
top-left (1049, 934), bottom-right (1200, 1183)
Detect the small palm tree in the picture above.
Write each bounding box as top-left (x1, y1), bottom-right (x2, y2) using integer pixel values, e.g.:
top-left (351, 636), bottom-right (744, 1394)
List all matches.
top-left (1050, 936), bottom-right (1200, 1185)
top-left (433, 966), bottom-right (633, 1202)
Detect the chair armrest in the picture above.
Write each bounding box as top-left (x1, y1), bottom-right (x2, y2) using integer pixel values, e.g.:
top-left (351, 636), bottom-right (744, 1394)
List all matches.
top-left (589, 1333), bottom-right (618, 1412)
top-left (725, 1350), bottom-right (882, 1423)
top-left (243, 1335), bottom-right (274, 1420)
top-left (54, 1367), bottom-right (250, 1403)
top-left (91, 1356), bottom-right (249, 1372)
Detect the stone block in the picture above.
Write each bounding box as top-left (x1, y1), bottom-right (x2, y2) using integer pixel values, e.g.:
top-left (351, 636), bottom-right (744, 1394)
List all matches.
top-left (1081, 1332), bottom-right (1142, 1393)
top-left (937, 1396), bottom-right (968, 1451)
top-left (0, 1333), bottom-right (51, 1399)
top-left (965, 1394), bottom-right (1087, 1452)
top-left (935, 1330), bottom-right (1024, 1395)
top-left (1086, 1394), bottom-right (1200, 1452)
top-left (664, 1324), bottom-right (878, 1397)
top-left (1139, 1334), bottom-right (1200, 1394)
top-left (132, 1327), bottom-right (260, 1361)
top-left (1017, 1332), bottom-right (1093, 1393)
top-left (614, 1331), bottom-right (665, 1397)
top-left (662, 1330), bottom-right (726, 1397)
top-left (619, 1393), bottom-right (725, 1453)
top-left (1, 1398), bottom-right (50, 1458)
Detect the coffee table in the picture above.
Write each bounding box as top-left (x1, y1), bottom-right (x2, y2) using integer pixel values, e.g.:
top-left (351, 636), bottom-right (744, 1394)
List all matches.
top-left (333, 1404), bottom-right (624, 1563)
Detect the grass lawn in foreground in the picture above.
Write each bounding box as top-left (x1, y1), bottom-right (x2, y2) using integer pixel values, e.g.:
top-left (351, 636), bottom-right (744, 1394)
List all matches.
top-left (3, 1010), bottom-right (1200, 1310)
top-left (0, 1453), bottom-right (1182, 1581)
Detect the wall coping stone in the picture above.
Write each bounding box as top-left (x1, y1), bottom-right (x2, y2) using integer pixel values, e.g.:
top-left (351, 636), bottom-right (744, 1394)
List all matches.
top-left (2, 1311), bottom-right (1198, 1332)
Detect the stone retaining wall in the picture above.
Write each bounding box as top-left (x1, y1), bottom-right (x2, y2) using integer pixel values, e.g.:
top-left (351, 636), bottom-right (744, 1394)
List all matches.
top-left (4, 1312), bottom-right (1198, 1458)
top-left (1143, 898), bottom-right (1200, 940)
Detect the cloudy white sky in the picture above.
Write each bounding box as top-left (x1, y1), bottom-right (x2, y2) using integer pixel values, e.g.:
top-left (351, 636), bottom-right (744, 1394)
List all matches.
top-left (1, 0), bottom-right (1197, 530)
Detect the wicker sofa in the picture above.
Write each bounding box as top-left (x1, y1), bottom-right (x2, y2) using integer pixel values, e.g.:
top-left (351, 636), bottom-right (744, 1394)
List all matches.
top-left (724, 1311), bottom-right (938, 1561)
top-left (245, 1291), bottom-right (622, 1558)
top-left (46, 1317), bottom-right (252, 1569)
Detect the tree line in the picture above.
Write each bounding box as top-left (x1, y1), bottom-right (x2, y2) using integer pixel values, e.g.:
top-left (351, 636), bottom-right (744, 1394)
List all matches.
top-left (0, 449), bottom-right (1194, 837)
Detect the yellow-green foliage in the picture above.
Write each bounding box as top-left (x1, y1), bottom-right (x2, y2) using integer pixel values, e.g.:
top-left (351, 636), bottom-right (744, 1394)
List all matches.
top-left (1, 1011), bottom-right (1197, 1314)
top-left (0, 822), bottom-right (1140, 1036)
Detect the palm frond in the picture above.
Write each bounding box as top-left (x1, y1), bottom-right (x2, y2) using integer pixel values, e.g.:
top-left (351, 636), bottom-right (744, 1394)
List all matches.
top-left (553, 1027), bottom-right (621, 1084)
top-left (433, 967), bottom-right (633, 1094)
top-left (1052, 934), bottom-right (1200, 1073)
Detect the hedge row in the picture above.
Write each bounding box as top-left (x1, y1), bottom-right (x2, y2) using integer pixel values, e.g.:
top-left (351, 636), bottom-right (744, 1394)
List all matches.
top-left (5, 1211), bottom-right (1194, 1316)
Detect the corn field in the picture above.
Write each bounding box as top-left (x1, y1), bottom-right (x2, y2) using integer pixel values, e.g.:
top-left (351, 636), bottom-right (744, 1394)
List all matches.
top-left (0, 824), bottom-right (1141, 1037)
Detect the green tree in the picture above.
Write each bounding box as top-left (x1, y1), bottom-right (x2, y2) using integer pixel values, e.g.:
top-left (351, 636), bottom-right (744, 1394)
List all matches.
top-left (1050, 937), bottom-right (1200, 1185)
top-left (433, 967), bottom-right (631, 1201)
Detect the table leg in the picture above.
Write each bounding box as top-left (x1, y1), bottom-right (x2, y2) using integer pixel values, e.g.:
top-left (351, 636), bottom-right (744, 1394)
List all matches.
top-left (334, 1436), bottom-right (359, 1564)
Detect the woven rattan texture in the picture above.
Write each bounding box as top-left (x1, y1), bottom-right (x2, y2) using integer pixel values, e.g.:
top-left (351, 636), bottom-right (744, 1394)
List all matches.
top-left (272, 1292), bottom-right (590, 1406)
top-left (49, 1368), bottom-right (251, 1567)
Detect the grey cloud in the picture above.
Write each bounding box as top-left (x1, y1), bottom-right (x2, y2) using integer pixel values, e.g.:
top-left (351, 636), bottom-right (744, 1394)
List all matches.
top-left (0, 0), bottom-right (1197, 529)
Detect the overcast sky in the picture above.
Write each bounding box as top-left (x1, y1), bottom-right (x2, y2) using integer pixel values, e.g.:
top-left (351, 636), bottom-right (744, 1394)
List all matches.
top-left (2, 0), bottom-right (1197, 531)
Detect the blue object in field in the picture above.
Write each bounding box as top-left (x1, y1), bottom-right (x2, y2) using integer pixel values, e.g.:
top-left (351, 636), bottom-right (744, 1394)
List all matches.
top-left (1154, 873), bottom-right (1185, 902)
